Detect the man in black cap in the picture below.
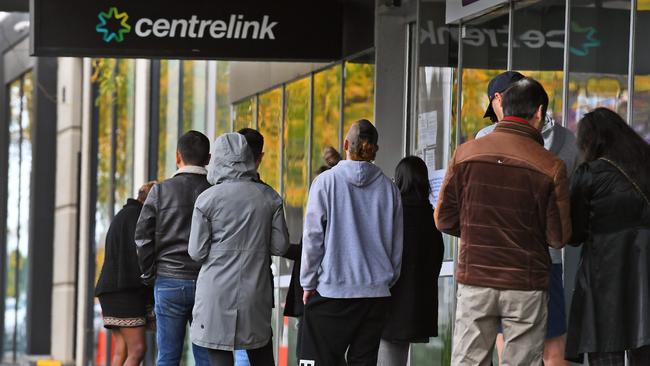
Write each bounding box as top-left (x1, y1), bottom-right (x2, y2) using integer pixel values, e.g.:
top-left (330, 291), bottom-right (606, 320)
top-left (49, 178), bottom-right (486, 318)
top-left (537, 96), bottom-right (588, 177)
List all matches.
top-left (476, 72), bottom-right (580, 366)
top-left (299, 119), bottom-right (403, 366)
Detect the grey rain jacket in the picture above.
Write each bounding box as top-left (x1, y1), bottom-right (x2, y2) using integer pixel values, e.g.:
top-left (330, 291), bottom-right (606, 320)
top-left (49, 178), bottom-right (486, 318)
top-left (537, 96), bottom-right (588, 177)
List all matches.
top-left (188, 133), bottom-right (290, 351)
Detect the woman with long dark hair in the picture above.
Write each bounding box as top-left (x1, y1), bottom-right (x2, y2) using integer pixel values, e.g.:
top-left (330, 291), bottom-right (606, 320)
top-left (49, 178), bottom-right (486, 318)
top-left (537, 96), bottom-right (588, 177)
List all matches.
top-left (565, 108), bottom-right (650, 365)
top-left (378, 156), bottom-right (444, 366)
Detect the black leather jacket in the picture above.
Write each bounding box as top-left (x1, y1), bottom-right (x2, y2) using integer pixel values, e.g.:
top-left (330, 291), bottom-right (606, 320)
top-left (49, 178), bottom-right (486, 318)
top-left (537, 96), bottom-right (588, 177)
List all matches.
top-left (135, 170), bottom-right (211, 284)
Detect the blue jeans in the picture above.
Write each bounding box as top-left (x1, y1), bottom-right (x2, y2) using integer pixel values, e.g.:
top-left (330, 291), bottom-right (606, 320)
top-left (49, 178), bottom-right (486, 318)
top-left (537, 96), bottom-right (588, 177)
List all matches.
top-left (235, 350), bottom-right (252, 366)
top-left (154, 276), bottom-right (210, 366)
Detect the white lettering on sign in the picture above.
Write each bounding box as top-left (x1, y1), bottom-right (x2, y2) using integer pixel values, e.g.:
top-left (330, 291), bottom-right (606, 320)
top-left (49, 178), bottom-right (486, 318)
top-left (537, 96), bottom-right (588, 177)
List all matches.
top-left (420, 20), bottom-right (566, 51)
top-left (299, 360), bottom-right (315, 366)
top-left (134, 14), bottom-right (278, 40)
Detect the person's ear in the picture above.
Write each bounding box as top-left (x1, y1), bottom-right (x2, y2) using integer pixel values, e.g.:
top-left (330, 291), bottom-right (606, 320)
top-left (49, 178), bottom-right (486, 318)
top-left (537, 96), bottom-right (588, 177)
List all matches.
top-left (344, 139), bottom-right (349, 151)
top-left (204, 153), bottom-right (211, 166)
top-left (176, 150), bottom-right (182, 167)
top-left (533, 105), bottom-right (544, 130)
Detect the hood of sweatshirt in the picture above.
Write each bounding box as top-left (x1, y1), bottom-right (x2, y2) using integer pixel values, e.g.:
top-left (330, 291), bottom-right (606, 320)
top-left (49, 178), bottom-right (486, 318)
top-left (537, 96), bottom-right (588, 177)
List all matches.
top-left (207, 133), bottom-right (257, 185)
top-left (333, 160), bottom-right (384, 187)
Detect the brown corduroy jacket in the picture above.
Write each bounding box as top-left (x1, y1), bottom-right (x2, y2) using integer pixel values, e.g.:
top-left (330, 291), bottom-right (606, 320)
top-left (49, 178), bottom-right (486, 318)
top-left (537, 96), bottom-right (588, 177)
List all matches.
top-left (435, 119), bottom-right (571, 291)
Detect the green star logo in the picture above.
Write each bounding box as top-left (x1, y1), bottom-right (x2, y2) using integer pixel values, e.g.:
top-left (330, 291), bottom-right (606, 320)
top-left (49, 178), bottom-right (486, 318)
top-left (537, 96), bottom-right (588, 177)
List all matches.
top-left (96, 7), bottom-right (131, 43)
top-left (570, 21), bottom-right (601, 57)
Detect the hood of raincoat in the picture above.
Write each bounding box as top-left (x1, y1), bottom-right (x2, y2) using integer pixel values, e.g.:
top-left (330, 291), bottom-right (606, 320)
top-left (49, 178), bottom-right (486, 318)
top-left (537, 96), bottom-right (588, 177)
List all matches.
top-left (333, 159), bottom-right (384, 187)
top-left (207, 133), bottom-right (257, 185)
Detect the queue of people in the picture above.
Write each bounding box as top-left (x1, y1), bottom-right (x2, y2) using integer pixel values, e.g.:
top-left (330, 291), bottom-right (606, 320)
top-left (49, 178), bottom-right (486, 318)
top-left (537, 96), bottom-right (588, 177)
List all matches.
top-left (94, 72), bottom-right (650, 366)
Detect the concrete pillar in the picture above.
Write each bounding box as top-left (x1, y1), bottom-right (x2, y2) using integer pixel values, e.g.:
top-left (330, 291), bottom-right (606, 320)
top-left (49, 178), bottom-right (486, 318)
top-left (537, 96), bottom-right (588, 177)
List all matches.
top-left (75, 58), bottom-right (94, 366)
top-left (373, 0), bottom-right (413, 175)
top-left (134, 59), bottom-right (151, 193)
top-left (51, 57), bottom-right (83, 365)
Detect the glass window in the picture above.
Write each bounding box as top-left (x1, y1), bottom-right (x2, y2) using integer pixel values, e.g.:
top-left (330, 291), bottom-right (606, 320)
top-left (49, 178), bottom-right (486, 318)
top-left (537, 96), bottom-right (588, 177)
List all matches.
top-left (156, 60), bottom-right (211, 180)
top-left (215, 61), bottom-right (231, 137)
top-left (182, 61), bottom-right (208, 132)
top-left (409, 2), bottom-right (456, 364)
top-left (411, 277), bottom-right (455, 365)
top-left (633, 2), bottom-right (650, 142)
top-left (114, 60), bottom-right (136, 213)
top-left (568, 0), bottom-right (631, 132)
top-left (283, 78), bottom-right (310, 242)
top-left (512, 1), bottom-right (566, 126)
top-left (233, 97), bottom-right (257, 132)
top-left (459, 8), bottom-right (509, 143)
top-left (158, 60), bottom-right (181, 180)
top-left (90, 59), bottom-right (136, 366)
top-left (3, 72), bottom-right (33, 363)
top-left (344, 55), bottom-right (375, 135)
top-left (257, 88), bottom-right (283, 191)
top-left (312, 66), bottom-right (342, 174)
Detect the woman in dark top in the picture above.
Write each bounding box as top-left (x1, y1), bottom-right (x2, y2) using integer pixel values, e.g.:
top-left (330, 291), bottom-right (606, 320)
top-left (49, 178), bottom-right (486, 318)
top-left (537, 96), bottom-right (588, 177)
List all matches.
top-left (565, 108), bottom-right (650, 365)
top-left (378, 156), bottom-right (444, 366)
top-left (95, 182), bottom-right (155, 366)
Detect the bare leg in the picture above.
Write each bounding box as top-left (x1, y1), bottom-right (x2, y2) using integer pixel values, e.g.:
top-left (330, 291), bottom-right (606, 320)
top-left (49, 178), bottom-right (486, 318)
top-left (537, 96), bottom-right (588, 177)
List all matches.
top-left (120, 326), bottom-right (147, 366)
top-left (111, 330), bottom-right (127, 366)
top-left (495, 333), bottom-right (504, 365)
top-left (543, 335), bottom-right (569, 366)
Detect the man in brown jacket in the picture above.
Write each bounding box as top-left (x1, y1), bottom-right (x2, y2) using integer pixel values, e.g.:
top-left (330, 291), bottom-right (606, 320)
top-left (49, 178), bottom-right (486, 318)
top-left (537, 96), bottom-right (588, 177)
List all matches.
top-left (435, 77), bottom-right (571, 366)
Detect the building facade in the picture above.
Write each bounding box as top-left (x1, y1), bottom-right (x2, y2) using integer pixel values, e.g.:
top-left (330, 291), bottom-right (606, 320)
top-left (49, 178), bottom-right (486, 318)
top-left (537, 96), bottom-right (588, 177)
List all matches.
top-left (2, 0), bottom-right (650, 365)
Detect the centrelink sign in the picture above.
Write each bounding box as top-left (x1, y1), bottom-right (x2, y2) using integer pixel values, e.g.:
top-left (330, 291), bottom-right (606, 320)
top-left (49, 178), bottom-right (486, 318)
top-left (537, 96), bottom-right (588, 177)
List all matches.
top-left (31, 0), bottom-right (343, 60)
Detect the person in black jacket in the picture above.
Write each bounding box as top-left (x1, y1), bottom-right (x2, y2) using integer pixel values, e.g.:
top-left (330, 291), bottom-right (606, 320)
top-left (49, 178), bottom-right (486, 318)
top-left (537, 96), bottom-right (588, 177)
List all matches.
top-left (135, 130), bottom-right (212, 366)
top-left (95, 181), bottom-right (155, 366)
top-left (378, 156), bottom-right (444, 366)
top-left (565, 108), bottom-right (650, 365)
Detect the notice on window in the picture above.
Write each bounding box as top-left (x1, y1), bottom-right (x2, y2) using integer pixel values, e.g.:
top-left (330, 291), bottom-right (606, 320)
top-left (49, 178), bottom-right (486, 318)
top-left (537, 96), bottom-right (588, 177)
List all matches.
top-left (429, 169), bottom-right (447, 207)
top-left (418, 111), bottom-right (438, 148)
top-left (423, 147), bottom-right (436, 173)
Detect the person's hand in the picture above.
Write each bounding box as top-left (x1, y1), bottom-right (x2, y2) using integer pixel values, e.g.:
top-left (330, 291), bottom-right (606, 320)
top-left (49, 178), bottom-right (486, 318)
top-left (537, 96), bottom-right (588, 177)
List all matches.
top-left (303, 290), bottom-right (315, 304)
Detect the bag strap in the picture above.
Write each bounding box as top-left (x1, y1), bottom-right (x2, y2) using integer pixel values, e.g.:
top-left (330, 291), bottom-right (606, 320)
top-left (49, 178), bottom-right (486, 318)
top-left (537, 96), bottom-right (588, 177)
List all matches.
top-left (598, 157), bottom-right (650, 208)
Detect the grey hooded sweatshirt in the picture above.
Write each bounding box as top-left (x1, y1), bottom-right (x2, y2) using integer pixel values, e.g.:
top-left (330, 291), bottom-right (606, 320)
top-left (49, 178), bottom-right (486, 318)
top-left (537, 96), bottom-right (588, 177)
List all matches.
top-left (301, 159), bottom-right (403, 299)
top-left (188, 133), bottom-right (289, 351)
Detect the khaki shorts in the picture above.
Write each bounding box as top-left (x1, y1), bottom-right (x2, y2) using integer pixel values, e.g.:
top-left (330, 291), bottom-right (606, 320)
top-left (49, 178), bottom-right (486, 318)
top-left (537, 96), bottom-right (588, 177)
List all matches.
top-left (452, 283), bottom-right (548, 366)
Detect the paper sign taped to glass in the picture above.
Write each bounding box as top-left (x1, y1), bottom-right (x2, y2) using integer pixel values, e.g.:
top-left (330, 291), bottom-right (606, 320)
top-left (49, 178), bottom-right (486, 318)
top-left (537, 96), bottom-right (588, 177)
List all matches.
top-left (429, 169), bottom-right (447, 207)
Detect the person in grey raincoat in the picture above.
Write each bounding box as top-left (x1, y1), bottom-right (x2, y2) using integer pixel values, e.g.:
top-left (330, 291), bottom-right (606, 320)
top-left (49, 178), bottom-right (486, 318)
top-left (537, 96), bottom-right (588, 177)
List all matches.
top-left (188, 133), bottom-right (290, 366)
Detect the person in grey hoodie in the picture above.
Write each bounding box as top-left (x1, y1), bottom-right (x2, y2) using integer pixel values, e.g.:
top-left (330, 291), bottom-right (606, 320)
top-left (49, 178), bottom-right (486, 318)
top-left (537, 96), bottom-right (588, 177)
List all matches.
top-left (299, 119), bottom-right (404, 366)
top-left (188, 133), bottom-right (290, 366)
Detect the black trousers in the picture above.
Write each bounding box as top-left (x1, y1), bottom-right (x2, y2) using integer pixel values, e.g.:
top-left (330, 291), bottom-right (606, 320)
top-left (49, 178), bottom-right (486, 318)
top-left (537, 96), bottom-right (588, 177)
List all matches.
top-left (208, 341), bottom-right (274, 366)
top-left (299, 293), bottom-right (389, 366)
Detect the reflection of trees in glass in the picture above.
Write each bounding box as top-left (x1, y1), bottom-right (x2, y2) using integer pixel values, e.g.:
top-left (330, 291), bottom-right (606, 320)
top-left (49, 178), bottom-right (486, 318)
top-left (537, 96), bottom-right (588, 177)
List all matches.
top-left (233, 98), bottom-right (256, 131)
top-left (114, 60), bottom-right (135, 212)
top-left (258, 89), bottom-right (282, 191)
top-left (344, 63), bottom-right (375, 135)
top-left (216, 61), bottom-right (231, 136)
top-left (4, 72), bottom-right (33, 359)
top-left (283, 78), bottom-right (310, 242)
top-left (568, 74), bottom-right (628, 132)
top-left (312, 66), bottom-right (342, 174)
top-left (460, 69), bottom-right (504, 143)
top-left (90, 59), bottom-right (136, 366)
top-left (183, 61), bottom-right (207, 132)
top-left (158, 60), bottom-right (182, 180)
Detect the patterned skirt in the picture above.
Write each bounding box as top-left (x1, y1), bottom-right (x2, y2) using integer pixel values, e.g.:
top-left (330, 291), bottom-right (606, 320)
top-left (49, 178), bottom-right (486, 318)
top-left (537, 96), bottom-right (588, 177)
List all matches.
top-left (98, 287), bottom-right (153, 329)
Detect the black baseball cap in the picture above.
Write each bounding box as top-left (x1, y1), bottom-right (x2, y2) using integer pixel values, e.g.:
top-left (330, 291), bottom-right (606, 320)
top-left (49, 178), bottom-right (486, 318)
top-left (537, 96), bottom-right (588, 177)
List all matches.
top-left (484, 71), bottom-right (525, 121)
